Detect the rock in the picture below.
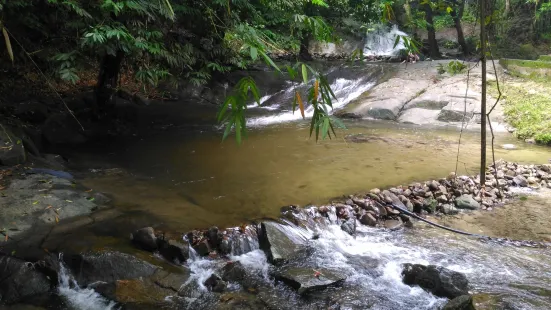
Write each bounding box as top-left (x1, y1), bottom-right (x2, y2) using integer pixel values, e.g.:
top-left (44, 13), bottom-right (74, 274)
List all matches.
top-left (158, 239), bottom-right (190, 264)
top-left (437, 195), bottom-right (448, 203)
top-left (221, 261), bottom-right (247, 282)
top-left (259, 222), bottom-right (301, 265)
top-left (423, 198), bottom-right (438, 213)
top-left (443, 295), bottom-right (476, 310)
top-left (207, 226), bottom-right (220, 249)
top-left (360, 213), bottom-right (377, 226)
top-left (442, 204), bottom-right (459, 215)
top-left (0, 125), bottom-right (26, 166)
top-left (398, 108), bottom-right (441, 125)
top-left (501, 144), bottom-right (516, 150)
top-left (384, 219), bottom-right (403, 231)
top-left (340, 219), bottom-right (356, 235)
top-left (130, 227), bottom-right (158, 251)
top-left (0, 256), bottom-right (52, 305)
top-left (192, 240), bottom-right (211, 257)
top-left (455, 195), bottom-right (480, 210)
top-left (374, 202), bottom-right (388, 216)
top-left (62, 251), bottom-right (158, 286)
top-left (219, 238), bottom-right (232, 255)
top-left (527, 176), bottom-right (538, 184)
top-left (438, 185), bottom-right (448, 194)
top-left (275, 267), bottom-right (346, 295)
top-left (513, 175), bottom-right (528, 187)
top-left (370, 188), bottom-right (381, 195)
top-left (401, 263), bottom-right (469, 299)
top-left (525, 138), bottom-right (536, 144)
top-left (204, 274), bottom-right (226, 293)
top-left (428, 180), bottom-right (440, 191)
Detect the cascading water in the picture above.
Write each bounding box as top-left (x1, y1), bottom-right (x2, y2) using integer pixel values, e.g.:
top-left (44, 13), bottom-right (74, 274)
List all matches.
top-left (171, 205), bottom-right (551, 310)
top-left (245, 64), bottom-right (383, 127)
top-left (57, 254), bottom-right (119, 310)
top-left (364, 24), bottom-right (409, 56)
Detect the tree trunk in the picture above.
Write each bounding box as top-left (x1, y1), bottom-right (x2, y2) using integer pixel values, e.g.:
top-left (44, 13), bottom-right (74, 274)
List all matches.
top-left (451, 0), bottom-right (469, 56)
top-left (504, 0), bottom-right (510, 17)
top-left (96, 51), bottom-right (125, 108)
top-left (299, 35), bottom-right (313, 61)
top-left (423, 3), bottom-right (440, 59)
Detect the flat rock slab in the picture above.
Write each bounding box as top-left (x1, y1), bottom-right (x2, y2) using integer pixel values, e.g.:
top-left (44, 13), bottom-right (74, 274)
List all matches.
top-left (398, 108), bottom-right (442, 125)
top-left (275, 267), bottom-right (346, 295)
top-left (348, 78), bottom-right (430, 120)
top-left (0, 173), bottom-right (101, 240)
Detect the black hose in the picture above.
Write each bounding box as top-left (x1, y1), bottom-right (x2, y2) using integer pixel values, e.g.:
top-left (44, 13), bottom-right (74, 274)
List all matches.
top-left (389, 203), bottom-right (484, 238)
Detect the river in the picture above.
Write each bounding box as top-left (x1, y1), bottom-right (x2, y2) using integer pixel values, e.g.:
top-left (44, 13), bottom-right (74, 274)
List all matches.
top-left (47, 61), bottom-right (551, 310)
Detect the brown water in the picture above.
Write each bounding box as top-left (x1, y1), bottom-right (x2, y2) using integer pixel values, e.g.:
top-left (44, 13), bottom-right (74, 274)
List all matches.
top-left (73, 119), bottom-right (551, 231)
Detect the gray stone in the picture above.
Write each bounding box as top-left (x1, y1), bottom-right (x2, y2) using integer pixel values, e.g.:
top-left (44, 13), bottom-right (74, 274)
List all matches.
top-left (443, 295), bottom-right (476, 310)
top-left (527, 176), bottom-right (538, 184)
top-left (158, 239), bottom-right (190, 264)
top-left (502, 144), bottom-right (516, 150)
top-left (401, 264), bottom-right (469, 299)
top-left (0, 256), bottom-right (51, 305)
top-left (259, 222), bottom-right (302, 265)
top-left (275, 267), bottom-right (346, 295)
top-left (360, 213), bottom-right (377, 226)
top-left (442, 204), bottom-right (459, 215)
top-left (513, 175), bottom-right (528, 187)
top-left (340, 219), bottom-right (356, 235)
top-left (455, 195), bottom-right (480, 210)
top-left (131, 227), bottom-right (158, 251)
top-left (62, 251), bottom-right (158, 287)
top-left (384, 219), bottom-right (403, 231)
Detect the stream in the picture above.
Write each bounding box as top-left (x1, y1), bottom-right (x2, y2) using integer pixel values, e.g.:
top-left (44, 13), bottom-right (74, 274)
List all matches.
top-left (44, 61), bottom-right (551, 309)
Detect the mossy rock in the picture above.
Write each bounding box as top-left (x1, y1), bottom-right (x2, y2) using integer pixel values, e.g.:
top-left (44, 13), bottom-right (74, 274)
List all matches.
top-left (472, 293), bottom-right (503, 310)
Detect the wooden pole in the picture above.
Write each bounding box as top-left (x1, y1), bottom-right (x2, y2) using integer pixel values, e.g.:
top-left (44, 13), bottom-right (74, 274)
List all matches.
top-left (479, 0), bottom-right (487, 185)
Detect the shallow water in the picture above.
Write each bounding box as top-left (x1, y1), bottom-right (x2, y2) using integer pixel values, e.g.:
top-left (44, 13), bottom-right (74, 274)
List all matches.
top-left (74, 120), bottom-right (551, 231)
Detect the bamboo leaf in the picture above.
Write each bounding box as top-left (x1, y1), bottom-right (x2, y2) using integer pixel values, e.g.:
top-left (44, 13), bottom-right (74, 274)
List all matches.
top-left (250, 46), bottom-right (258, 61)
top-left (2, 27), bottom-right (14, 63)
top-left (393, 35), bottom-right (401, 49)
top-left (296, 92), bottom-right (305, 119)
top-left (322, 117), bottom-right (329, 139)
top-left (302, 64), bottom-right (308, 84)
top-left (222, 119), bottom-right (233, 141)
top-left (286, 65), bottom-right (297, 79)
top-left (260, 51), bottom-right (280, 72)
top-left (235, 117), bottom-right (242, 145)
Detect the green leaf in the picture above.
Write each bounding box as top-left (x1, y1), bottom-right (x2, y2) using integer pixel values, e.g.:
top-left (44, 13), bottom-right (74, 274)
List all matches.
top-left (222, 119), bottom-right (233, 141)
top-left (250, 47), bottom-right (258, 61)
top-left (302, 64), bottom-right (308, 84)
top-left (393, 35), bottom-right (401, 49)
top-left (260, 51), bottom-right (280, 72)
top-left (286, 65), bottom-right (297, 79)
top-left (235, 117), bottom-right (242, 145)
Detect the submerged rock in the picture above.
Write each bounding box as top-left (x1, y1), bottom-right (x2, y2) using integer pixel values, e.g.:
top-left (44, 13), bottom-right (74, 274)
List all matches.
top-left (259, 222), bottom-right (301, 265)
top-left (275, 267), bottom-right (346, 295)
top-left (455, 195), bottom-right (480, 210)
top-left (340, 219), bottom-right (356, 235)
top-left (204, 274), bottom-right (226, 293)
top-left (443, 295), bottom-right (476, 310)
top-left (384, 219), bottom-right (403, 231)
top-left (130, 227), bottom-right (158, 251)
top-left (360, 213), bottom-right (377, 226)
top-left (401, 263), bottom-right (469, 299)
top-left (0, 256), bottom-right (52, 305)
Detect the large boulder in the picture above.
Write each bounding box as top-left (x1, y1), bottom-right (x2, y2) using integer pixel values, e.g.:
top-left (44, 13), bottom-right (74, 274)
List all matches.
top-left (401, 263), bottom-right (469, 299)
top-left (62, 251), bottom-right (159, 286)
top-left (158, 239), bottom-right (190, 264)
top-left (259, 222), bottom-right (304, 265)
top-left (513, 175), bottom-right (528, 187)
top-left (443, 295), bottom-right (476, 310)
top-left (275, 267), bottom-right (346, 295)
top-left (0, 256), bottom-right (52, 305)
top-left (455, 195), bottom-right (480, 210)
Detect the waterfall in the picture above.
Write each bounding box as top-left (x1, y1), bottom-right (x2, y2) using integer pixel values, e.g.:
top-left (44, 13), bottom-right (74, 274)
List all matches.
top-left (364, 24), bottom-right (409, 56)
